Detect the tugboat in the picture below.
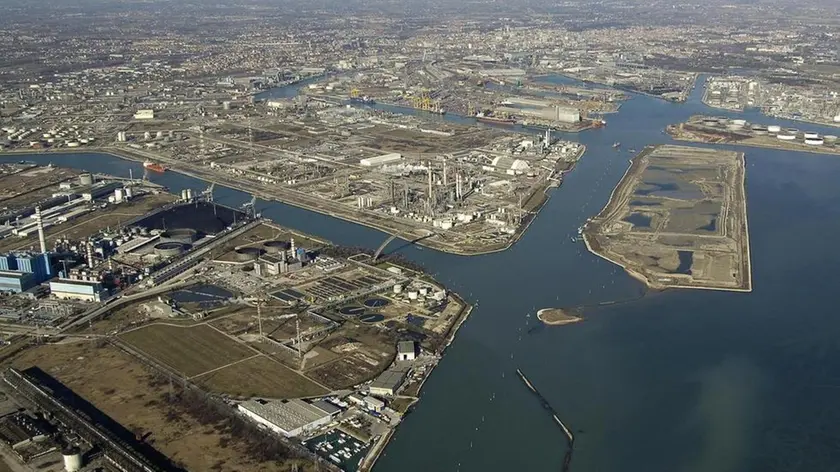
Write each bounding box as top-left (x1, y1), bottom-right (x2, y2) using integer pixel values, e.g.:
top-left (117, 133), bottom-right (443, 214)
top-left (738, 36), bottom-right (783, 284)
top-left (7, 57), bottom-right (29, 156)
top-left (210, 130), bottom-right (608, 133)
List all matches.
top-left (143, 160), bottom-right (167, 173)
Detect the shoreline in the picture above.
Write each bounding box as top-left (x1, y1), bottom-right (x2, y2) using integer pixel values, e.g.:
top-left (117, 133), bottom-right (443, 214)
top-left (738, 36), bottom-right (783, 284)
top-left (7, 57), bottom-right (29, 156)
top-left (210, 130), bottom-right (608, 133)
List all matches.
top-left (667, 129), bottom-right (840, 157)
top-left (0, 145), bottom-right (583, 257)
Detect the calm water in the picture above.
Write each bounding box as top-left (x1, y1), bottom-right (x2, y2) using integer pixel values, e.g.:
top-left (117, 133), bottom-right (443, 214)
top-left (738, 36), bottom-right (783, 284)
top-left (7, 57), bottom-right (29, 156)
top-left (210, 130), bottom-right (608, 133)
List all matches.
top-left (6, 75), bottom-right (840, 472)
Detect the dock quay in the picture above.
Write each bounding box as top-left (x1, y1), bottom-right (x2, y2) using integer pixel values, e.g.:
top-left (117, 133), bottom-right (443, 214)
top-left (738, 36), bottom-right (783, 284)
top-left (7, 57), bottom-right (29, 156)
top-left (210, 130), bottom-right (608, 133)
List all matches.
top-left (516, 369), bottom-right (575, 471)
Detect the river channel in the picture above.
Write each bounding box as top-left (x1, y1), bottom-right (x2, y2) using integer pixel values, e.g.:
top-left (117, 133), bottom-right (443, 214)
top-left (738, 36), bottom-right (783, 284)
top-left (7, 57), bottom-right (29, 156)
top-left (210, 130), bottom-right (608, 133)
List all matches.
top-left (5, 75), bottom-right (840, 471)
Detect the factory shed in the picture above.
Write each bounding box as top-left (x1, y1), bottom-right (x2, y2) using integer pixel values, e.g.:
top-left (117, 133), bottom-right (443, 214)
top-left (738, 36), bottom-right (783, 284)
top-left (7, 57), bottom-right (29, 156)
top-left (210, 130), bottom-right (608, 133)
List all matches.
top-left (238, 399), bottom-right (336, 437)
top-left (49, 279), bottom-right (108, 302)
top-left (397, 341), bottom-right (417, 361)
top-left (369, 365), bottom-right (410, 396)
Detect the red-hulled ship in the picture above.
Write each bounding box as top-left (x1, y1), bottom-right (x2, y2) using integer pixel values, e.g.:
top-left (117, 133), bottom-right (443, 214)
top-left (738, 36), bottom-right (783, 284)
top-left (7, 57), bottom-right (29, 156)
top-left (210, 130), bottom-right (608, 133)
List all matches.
top-left (143, 160), bottom-right (167, 173)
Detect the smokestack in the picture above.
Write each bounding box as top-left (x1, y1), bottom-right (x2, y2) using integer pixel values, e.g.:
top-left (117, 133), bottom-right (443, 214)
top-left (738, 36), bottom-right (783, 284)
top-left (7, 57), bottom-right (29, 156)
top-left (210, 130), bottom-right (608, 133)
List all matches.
top-left (35, 207), bottom-right (47, 254)
top-left (443, 160), bottom-right (448, 186)
top-left (86, 240), bottom-right (94, 268)
top-left (427, 162), bottom-right (433, 199)
top-left (290, 237), bottom-right (296, 260)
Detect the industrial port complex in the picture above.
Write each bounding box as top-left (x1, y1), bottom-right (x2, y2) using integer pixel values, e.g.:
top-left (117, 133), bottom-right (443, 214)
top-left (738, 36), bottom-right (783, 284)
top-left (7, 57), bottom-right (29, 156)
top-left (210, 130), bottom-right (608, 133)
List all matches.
top-left (0, 163), bottom-right (471, 472)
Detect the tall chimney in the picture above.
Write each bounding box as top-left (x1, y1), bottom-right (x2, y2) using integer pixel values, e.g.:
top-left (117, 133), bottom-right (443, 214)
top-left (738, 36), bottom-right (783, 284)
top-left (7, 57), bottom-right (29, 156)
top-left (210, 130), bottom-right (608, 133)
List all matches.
top-left (86, 240), bottom-right (94, 268)
top-left (35, 207), bottom-right (47, 254)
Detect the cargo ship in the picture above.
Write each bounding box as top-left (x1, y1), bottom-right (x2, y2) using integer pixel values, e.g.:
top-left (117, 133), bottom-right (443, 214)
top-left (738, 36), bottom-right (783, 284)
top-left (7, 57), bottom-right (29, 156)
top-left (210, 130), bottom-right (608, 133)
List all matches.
top-left (475, 112), bottom-right (516, 126)
top-left (143, 160), bottom-right (167, 173)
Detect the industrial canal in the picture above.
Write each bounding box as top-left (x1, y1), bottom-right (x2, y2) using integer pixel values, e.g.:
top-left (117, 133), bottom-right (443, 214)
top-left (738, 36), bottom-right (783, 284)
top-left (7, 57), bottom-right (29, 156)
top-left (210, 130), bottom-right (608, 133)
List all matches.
top-left (4, 75), bottom-right (840, 471)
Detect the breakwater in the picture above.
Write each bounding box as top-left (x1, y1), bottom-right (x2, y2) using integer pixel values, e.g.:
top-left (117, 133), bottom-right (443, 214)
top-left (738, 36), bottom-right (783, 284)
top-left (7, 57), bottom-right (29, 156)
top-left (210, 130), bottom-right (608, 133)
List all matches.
top-left (516, 369), bottom-right (575, 471)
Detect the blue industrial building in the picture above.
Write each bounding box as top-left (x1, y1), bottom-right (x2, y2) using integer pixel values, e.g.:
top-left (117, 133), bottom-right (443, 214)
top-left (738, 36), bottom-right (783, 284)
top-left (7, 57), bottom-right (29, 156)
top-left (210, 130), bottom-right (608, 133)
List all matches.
top-left (0, 253), bottom-right (53, 293)
top-left (14, 253), bottom-right (52, 283)
top-left (0, 271), bottom-right (36, 293)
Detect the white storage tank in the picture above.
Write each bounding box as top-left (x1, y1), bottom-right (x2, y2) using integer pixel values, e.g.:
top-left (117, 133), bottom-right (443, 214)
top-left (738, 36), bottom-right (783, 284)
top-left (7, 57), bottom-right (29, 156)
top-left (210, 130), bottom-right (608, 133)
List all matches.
top-left (114, 188), bottom-right (125, 202)
top-left (125, 186), bottom-right (134, 198)
top-left (408, 291), bottom-right (418, 300)
top-left (805, 139), bottom-right (824, 146)
top-left (419, 287), bottom-right (429, 296)
top-left (144, 131), bottom-right (151, 140)
top-left (767, 125), bottom-right (782, 133)
top-left (393, 284), bottom-right (403, 294)
top-left (777, 134), bottom-right (796, 141)
top-left (62, 447), bottom-right (83, 472)
top-left (824, 135), bottom-right (838, 143)
top-left (804, 132), bottom-right (820, 140)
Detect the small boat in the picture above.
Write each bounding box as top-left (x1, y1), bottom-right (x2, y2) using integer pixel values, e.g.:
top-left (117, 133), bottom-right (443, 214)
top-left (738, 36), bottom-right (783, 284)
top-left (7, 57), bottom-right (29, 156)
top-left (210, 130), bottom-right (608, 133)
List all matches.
top-left (143, 160), bottom-right (167, 173)
top-left (612, 142), bottom-right (621, 149)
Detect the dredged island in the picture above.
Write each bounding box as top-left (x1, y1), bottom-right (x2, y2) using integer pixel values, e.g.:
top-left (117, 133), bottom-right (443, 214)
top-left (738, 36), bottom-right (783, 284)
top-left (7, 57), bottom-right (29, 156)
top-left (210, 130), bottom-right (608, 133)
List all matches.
top-left (583, 145), bottom-right (751, 292)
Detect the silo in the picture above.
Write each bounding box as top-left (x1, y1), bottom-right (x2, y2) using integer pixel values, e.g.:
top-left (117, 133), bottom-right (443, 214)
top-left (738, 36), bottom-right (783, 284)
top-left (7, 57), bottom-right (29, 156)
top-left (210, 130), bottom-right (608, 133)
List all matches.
top-left (180, 189), bottom-right (188, 200)
top-left (235, 247), bottom-right (264, 262)
top-left (125, 186), bottom-right (134, 199)
top-left (114, 188), bottom-right (125, 203)
top-left (408, 291), bottom-right (418, 300)
top-left (154, 242), bottom-right (189, 257)
top-left (62, 447), bottom-right (83, 472)
top-left (262, 240), bottom-right (290, 254)
top-left (79, 173), bottom-right (94, 186)
top-left (186, 188), bottom-right (194, 200)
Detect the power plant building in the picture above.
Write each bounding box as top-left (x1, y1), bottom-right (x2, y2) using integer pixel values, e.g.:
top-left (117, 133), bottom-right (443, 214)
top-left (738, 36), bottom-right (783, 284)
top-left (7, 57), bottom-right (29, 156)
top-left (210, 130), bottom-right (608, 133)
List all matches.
top-left (49, 279), bottom-right (107, 302)
top-left (0, 271), bottom-right (36, 293)
top-left (237, 399), bottom-right (339, 437)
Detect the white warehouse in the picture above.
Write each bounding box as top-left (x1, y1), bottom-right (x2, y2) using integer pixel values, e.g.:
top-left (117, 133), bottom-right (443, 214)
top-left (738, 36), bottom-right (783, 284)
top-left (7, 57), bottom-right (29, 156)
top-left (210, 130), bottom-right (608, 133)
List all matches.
top-left (238, 399), bottom-right (339, 437)
top-left (360, 153), bottom-right (402, 167)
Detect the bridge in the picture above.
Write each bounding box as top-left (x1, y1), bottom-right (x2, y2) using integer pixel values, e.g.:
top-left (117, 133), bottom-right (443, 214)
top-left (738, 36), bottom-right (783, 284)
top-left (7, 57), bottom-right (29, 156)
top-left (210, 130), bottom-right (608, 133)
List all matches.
top-left (373, 235), bottom-right (399, 261)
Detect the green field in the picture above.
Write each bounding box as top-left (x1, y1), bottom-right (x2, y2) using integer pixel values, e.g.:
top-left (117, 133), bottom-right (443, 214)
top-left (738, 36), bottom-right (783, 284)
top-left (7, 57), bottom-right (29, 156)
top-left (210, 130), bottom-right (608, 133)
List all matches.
top-left (195, 355), bottom-right (328, 399)
top-left (120, 324), bottom-right (255, 377)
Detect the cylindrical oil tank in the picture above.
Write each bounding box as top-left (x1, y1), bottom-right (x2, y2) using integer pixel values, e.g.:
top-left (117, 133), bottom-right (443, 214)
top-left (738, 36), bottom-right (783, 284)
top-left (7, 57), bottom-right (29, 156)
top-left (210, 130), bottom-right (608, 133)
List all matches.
top-left (824, 135), bottom-right (838, 143)
top-left (805, 139), bottom-right (824, 146)
top-left (702, 118), bottom-right (718, 126)
top-left (767, 125), bottom-right (782, 133)
top-left (393, 284), bottom-right (403, 294)
top-left (154, 241), bottom-right (189, 257)
top-left (235, 246), bottom-right (263, 261)
top-left (777, 134), bottom-right (796, 141)
top-left (731, 119), bottom-right (746, 126)
top-left (180, 189), bottom-right (188, 200)
top-left (419, 287), bottom-right (429, 296)
top-left (62, 447), bottom-right (83, 472)
top-left (803, 132), bottom-right (820, 140)
top-left (262, 240), bottom-right (290, 254)
top-left (408, 291), bottom-right (418, 300)
top-left (79, 173), bottom-right (94, 186)
top-left (160, 228), bottom-right (198, 244)
top-left (186, 188), bottom-right (194, 200)
top-left (726, 123), bottom-right (744, 131)
top-left (716, 117), bottom-right (729, 125)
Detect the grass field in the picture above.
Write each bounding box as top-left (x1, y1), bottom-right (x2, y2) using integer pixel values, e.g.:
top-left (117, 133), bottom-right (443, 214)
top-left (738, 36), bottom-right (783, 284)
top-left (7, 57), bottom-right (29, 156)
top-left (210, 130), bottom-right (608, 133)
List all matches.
top-left (6, 341), bottom-right (315, 472)
top-left (195, 355), bottom-right (328, 399)
top-left (120, 324), bottom-right (255, 377)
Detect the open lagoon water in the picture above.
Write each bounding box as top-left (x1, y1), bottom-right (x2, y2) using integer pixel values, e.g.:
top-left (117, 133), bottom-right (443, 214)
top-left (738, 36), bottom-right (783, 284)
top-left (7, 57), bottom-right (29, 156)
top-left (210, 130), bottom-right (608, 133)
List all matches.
top-left (5, 75), bottom-right (840, 471)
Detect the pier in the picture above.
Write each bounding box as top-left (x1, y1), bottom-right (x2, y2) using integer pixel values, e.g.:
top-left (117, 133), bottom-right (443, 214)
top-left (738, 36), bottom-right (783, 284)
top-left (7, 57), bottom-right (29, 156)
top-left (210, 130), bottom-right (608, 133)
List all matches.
top-left (516, 369), bottom-right (575, 471)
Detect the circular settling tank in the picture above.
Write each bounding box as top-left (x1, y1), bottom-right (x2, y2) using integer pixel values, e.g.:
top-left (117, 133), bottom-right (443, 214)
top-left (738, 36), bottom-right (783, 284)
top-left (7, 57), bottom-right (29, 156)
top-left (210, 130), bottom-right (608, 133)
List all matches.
top-left (364, 298), bottom-right (389, 308)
